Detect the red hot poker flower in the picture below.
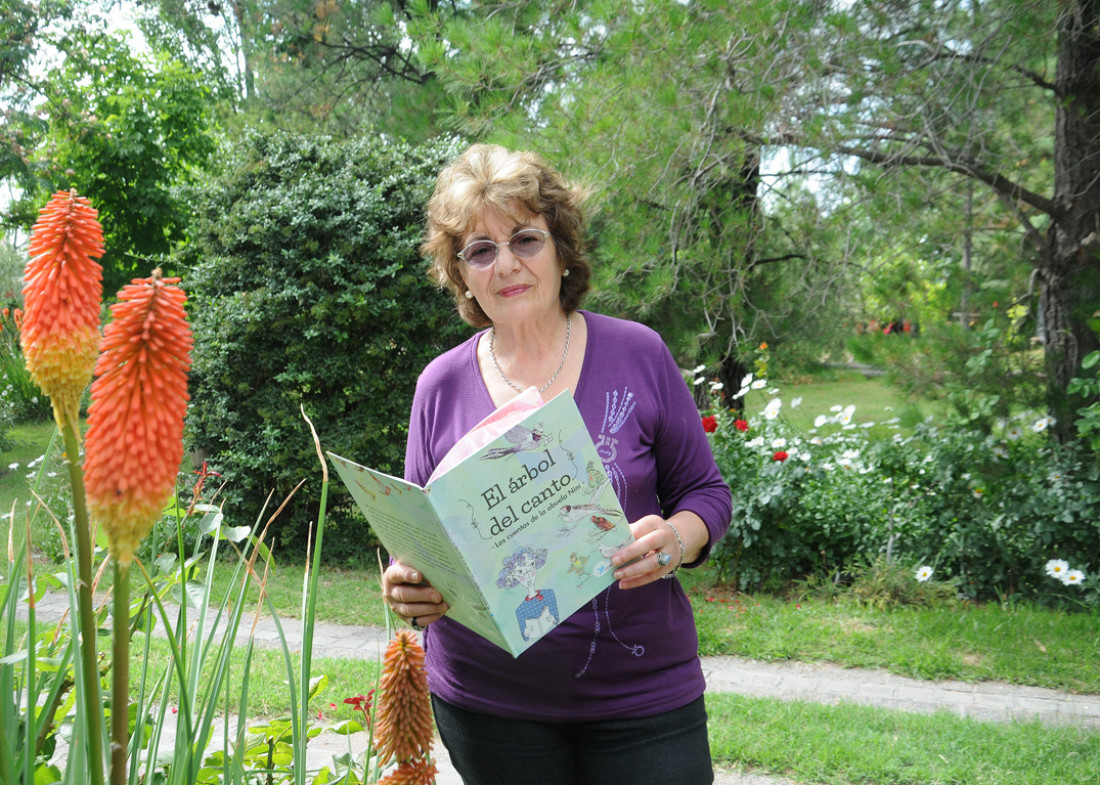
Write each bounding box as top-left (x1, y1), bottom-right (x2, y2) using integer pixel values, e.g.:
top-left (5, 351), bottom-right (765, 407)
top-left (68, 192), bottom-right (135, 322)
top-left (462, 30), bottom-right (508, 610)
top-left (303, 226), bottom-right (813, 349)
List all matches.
top-left (21, 190), bottom-right (104, 427)
top-left (734, 419), bottom-right (749, 432)
top-left (374, 629), bottom-right (434, 766)
top-left (772, 451), bottom-right (789, 462)
top-left (701, 415), bottom-right (718, 433)
top-left (83, 270), bottom-right (193, 566)
top-left (374, 758), bottom-right (439, 785)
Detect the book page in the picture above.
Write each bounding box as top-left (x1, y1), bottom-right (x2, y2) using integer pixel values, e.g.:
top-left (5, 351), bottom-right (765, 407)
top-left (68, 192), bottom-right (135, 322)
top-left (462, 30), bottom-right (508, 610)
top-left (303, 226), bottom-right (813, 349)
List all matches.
top-left (428, 386), bottom-right (544, 484)
top-left (326, 455), bottom-right (508, 649)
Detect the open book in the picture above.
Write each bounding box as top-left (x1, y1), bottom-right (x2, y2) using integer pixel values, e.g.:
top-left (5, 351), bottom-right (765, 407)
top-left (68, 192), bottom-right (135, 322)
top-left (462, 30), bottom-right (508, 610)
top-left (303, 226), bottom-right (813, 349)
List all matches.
top-left (328, 389), bottom-right (632, 657)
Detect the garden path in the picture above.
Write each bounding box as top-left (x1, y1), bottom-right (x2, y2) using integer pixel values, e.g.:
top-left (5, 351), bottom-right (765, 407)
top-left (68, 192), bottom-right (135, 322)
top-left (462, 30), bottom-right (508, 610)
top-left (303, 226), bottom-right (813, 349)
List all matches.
top-left (20, 592), bottom-right (1100, 785)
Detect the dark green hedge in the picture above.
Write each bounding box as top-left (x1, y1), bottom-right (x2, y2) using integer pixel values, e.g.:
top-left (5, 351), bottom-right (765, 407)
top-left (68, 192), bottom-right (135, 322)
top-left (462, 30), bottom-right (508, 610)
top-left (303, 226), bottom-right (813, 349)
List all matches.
top-left (179, 131), bottom-right (469, 561)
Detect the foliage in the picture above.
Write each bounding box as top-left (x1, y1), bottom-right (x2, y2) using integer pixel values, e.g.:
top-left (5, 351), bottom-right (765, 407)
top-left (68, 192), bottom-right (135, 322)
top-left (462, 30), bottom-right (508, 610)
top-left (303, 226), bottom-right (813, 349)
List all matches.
top-left (1068, 314), bottom-right (1100, 453)
top-left (180, 130), bottom-right (469, 561)
top-left (1, 440), bottom-right (425, 784)
top-left (4, 21), bottom-right (219, 295)
top-left (849, 315), bottom-right (1045, 434)
top-left (409, 0), bottom-right (842, 390)
top-left (408, 0), bottom-right (1100, 439)
top-left (136, 0), bottom-right (451, 142)
top-left (1, 285), bottom-right (51, 430)
top-left (704, 372), bottom-right (1100, 606)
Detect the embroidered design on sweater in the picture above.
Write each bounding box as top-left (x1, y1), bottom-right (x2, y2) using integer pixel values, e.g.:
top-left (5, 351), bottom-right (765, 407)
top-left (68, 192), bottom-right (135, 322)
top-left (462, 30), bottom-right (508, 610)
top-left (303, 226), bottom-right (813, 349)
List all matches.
top-left (575, 386), bottom-right (643, 677)
top-left (595, 387), bottom-right (636, 498)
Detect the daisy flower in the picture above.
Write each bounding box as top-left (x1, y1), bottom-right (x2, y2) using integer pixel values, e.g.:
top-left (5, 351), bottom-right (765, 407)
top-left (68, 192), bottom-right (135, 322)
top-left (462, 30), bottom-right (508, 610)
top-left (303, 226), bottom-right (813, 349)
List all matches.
top-left (1045, 559), bottom-right (1069, 580)
top-left (1064, 570), bottom-right (1086, 587)
top-left (915, 566), bottom-right (934, 582)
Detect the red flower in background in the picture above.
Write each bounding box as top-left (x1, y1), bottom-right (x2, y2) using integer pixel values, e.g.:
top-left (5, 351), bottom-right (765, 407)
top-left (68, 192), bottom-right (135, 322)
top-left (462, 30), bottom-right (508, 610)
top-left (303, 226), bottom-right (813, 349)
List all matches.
top-left (701, 415), bottom-right (718, 433)
top-left (772, 451), bottom-right (789, 462)
top-left (734, 419), bottom-right (749, 432)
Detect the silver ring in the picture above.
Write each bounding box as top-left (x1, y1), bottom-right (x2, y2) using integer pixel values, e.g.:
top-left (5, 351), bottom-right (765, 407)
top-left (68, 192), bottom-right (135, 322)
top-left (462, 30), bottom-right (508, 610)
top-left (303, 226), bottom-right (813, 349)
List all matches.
top-left (656, 552), bottom-right (672, 568)
top-left (410, 617), bottom-right (423, 631)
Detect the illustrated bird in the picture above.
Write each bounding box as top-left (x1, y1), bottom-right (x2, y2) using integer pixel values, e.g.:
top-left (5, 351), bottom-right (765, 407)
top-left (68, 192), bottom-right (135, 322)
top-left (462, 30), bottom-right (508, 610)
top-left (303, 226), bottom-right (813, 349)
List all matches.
top-left (559, 503), bottom-right (623, 523)
top-left (591, 515), bottom-right (616, 531)
top-left (567, 553), bottom-right (589, 576)
top-left (480, 425), bottom-right (548, 459)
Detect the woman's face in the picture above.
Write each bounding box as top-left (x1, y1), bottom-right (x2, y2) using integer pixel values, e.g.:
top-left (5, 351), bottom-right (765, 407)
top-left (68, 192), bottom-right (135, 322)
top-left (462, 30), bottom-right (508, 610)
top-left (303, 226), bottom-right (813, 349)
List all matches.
top-left (460, 209), bottom-right (563, 328)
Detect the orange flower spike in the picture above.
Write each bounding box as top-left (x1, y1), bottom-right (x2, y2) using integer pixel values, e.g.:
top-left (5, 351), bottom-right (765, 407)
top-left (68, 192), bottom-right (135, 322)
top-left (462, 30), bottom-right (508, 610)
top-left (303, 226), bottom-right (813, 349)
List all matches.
top-left (374, 629), bottom-right (434, 766)
top-left (374, 758), bottom-right (439, 785)
top-left (84, 270), bottom-right (193, 566)
top-left (21, 190), bottom-right (104, 427)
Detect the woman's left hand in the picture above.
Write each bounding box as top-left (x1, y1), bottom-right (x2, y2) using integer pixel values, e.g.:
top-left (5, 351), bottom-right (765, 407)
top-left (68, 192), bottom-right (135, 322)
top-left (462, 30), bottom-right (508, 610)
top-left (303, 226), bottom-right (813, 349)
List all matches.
top-left (611, 513), bottom-right (699, 589)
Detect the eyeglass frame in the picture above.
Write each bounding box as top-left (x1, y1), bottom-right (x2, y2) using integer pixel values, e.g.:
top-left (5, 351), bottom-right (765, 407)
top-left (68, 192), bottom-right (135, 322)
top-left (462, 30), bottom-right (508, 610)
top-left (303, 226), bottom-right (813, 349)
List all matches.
top-left (457, 228), bottom-right (552, 269)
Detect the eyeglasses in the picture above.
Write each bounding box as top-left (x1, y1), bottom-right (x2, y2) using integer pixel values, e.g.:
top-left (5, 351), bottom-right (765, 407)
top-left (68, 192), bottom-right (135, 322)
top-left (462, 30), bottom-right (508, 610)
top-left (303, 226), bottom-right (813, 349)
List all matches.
top-left (458, 228), bottom-right (551, 269)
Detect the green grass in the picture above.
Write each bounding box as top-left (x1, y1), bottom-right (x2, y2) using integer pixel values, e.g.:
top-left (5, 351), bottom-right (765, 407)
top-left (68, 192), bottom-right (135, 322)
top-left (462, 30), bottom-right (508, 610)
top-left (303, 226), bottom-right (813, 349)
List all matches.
top-left (207, 558), bottom-right (389, 630)
top-left (681, 574), bottom-right (1100, 694)
top-left (708, 693), bottom-right (1100, 784)
top-left (741, 369), bottom-right (951, 435)
top-left (0, 418), bottom-right (60, 518)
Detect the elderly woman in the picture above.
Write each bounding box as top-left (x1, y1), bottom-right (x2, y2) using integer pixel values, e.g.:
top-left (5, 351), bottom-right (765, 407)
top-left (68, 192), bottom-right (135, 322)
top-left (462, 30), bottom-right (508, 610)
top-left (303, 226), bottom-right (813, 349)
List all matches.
top-left (382, 144), bottom-right (732, 785)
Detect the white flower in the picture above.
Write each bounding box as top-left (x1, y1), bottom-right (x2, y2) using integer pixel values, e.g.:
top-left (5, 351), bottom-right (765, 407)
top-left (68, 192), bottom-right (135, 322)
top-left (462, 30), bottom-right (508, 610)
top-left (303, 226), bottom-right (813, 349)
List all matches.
top-left (1005, 426), bottom-right (1023, 441)
top-left (709, 381), bottom-right (724, 391)
top-left (1032, 416), bottom-right (1055, 433)
top-left (1045, 559), bottom-right (1070, 579)
top-left (693, 376), bottom-right (704, 386)
top-left (992, 445), bottom-right (1009, 459)
top-left (813, 414), bottom-right (828, 428)
top-left (7, 462), bottom-right (17, 470)
top-left (915, 566), bottom-right (934, 582)
top-left (809, 436), bottom-right (823, 445)
top-left (746, 436), bottom-right (765, 448)
top-left (791, 397), bottom-right (802, 408)
top-left (771, 437), bottom-right (787, 449)
top-left (1064, 569), bottom-right (1086, 586)
top-left (733, 386), bottom-right (749, 400)
top-left (830, 405), bottom-right (843, 412)
top-left (860, 421), bottom-right (875, 428)
top-left (764, 398), bottom-right (782, 420)
top-left (692, 364), bottom-right (706, 374)
top-left (751, 379), bottom-right (767, 390)
top-left (741, 373), bottom-right (754, 388)
top-left (767, 387), bottom-right (780, 394)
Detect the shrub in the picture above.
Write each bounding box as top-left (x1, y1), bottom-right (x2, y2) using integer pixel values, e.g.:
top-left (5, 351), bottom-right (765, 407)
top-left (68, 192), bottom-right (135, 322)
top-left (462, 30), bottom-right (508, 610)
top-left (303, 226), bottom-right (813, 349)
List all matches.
top-left (703, 370), bottom-right (1100, 606)
top-left (179, 131), bottom-right (470, 561)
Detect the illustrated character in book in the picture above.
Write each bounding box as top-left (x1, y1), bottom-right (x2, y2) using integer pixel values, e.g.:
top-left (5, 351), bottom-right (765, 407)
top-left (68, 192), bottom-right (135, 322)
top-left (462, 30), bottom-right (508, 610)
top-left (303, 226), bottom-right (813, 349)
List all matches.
top-left (569, 542), bottom-right (623, 586)
top-left (479, 423), bottom-right (549, 459)
top-left (497, 546), bottom-right (559, 642)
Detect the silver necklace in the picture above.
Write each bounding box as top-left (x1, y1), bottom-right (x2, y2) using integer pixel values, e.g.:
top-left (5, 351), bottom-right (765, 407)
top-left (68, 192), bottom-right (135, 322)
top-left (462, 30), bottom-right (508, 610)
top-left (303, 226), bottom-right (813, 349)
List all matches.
top-left (489, 313), bottom-right (572, 394)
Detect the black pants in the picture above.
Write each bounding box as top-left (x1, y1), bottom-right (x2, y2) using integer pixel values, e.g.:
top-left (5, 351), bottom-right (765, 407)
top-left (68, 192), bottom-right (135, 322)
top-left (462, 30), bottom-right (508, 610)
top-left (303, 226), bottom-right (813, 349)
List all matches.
top-left (431, 694), bottom-right (714, 785)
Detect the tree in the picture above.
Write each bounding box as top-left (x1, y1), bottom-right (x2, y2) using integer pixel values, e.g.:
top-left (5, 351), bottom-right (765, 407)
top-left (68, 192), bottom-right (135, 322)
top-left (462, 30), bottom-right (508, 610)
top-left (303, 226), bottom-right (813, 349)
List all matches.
top-left (762, 0), bottom-right (1099, 436)
top-left (138, 0), bottom-right (451, 141)
top-left (411, 0), bottom-right (1099, 434)
top-left (411, 0), bottom-right (841, 397)
top-left (4, 14), bottom-right (219, 294)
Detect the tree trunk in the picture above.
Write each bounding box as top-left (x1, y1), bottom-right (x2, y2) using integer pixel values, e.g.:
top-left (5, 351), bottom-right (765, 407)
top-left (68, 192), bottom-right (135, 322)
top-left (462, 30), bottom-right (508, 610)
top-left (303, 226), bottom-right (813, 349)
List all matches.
top-left (1045, 0), bottom-right (1100, 437)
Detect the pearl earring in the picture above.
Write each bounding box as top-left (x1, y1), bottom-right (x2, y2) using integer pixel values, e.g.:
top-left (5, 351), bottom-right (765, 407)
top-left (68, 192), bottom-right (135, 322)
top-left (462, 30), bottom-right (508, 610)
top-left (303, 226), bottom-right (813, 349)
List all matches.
top-left (465, 290), bottom-right (473, 299)
top-left (562, 269), bottom-right (570, 278)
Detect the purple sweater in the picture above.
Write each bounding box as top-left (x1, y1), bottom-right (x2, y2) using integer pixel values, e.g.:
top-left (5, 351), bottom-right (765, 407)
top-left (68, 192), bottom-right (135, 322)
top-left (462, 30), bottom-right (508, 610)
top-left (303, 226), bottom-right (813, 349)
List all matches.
top-left (404, 311), bottom-right (732, 721)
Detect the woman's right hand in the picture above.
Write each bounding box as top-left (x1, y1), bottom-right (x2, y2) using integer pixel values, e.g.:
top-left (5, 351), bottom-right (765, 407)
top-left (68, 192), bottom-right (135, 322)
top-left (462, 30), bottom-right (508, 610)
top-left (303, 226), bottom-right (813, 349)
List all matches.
top-left (382, 561), bottom-right (449, 629)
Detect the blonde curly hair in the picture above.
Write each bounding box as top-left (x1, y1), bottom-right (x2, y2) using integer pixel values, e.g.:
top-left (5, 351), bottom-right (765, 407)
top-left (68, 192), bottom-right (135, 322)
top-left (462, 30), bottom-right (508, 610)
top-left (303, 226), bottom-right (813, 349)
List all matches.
top-left (421, 144), bottom-right (591, 328)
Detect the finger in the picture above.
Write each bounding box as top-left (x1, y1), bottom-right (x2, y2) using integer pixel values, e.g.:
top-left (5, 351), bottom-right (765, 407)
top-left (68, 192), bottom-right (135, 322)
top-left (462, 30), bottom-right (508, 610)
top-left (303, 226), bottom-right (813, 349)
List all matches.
top-left (613, 549), bottom-right (669, 586)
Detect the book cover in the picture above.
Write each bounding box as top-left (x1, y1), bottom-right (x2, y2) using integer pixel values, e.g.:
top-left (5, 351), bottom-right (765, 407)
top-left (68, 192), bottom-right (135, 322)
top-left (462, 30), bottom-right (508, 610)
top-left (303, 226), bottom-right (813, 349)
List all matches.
top-left (327, 390), bottom-right (633, 657)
